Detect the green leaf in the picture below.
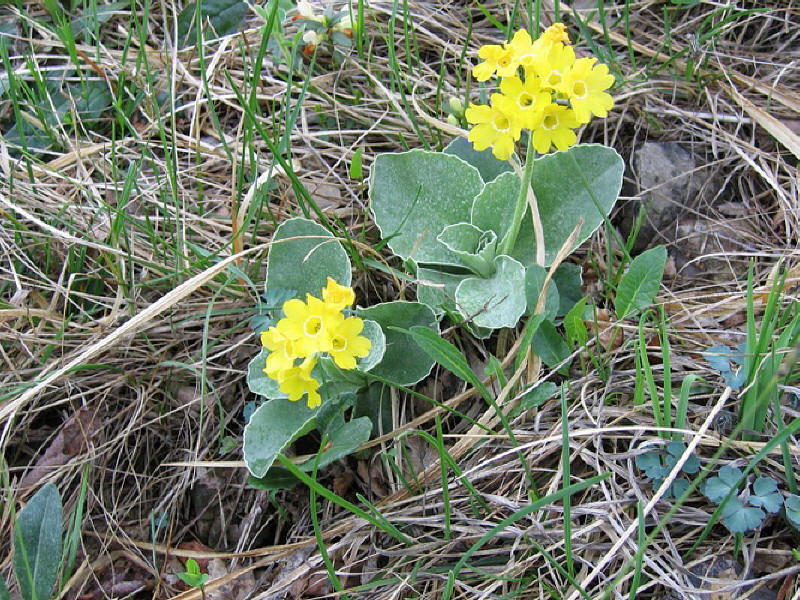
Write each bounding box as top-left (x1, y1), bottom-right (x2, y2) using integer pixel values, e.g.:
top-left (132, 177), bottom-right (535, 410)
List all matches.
top-left (69, 1), bottom-right (130, 37)
top-left (0, 578), bottom-right (9, 600)
top-left (406, 326), bottom-right (489, 401)
top-left (177, 0), bottom-right (248, 47)
top-left (369, 150), bottom-right (483, 266)
top-left (524, 264), bottom-right (559, 321)
top-left (703, 465), bottom-right (742, 504)
top-left (454, 255), bottom-right (527, 329)
top-left (349, 147), bottom-right (363, 179)
top-left (356, 301), bottom-right (439, 386)
top-left (510, 381), bottom-right (557, 418)
top-left (265, 217), bottom-right (351, 301)
top-left (563, 297), bottom-right (588, 348)
top-left (721, 497), bottom-right (765, 533)
top-left (177, 559), bottom-right (209, 588)
top-left (749, 477), bottom-right (783, 514)
top-left (551, 263), bottom-right (583, 316)
top-left (298, 417), bottom-right (372, 470)
top-left (243, 398), bottom-right (316, 477)
top-left (14, 483), bottom-right (62, 600)
top-left (443, 136), bottom-right (513, 183)
top-left (531, 319), bottom-right (571, 374)
top-left (614, 245), bottom-right (667, 319)
top-left (248, 467), bottom-right (300, 491)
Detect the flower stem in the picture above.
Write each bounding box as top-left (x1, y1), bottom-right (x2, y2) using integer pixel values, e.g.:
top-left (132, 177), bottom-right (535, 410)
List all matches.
top-left (499, 134), bottom-right (545, 266)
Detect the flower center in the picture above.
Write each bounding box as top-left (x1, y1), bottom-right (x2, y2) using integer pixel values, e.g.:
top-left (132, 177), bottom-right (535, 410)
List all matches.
top-left (304, 316), bottom-right (322, 337)
top-left (542, 114), bottom-right (559, 131)
top-left (331, 335), bottom-right (347, 352)
top-left (492, 114), bottom-right (510, 132)
top-left (498, 55), bottom-right (511, 68)
top-left (519, 52), bottom-right (535, 67)
top-left (572, 80), bottom-right (587, 99)
top-left (518, 92), bottom-right (534, 109)
top-left (545, 70), bottom-right (562, 88)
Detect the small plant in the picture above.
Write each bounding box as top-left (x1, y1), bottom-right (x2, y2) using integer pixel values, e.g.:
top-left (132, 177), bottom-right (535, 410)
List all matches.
top-left (702, 344), bottom-right (747, 389)
top-left (243, 217), bottom-right (438, 483)
top-left (635, 440), bottom-right (700, 499)
top-left (369, 23), bottom-right (624, 334)
top-left (701, 465), bottom-right (784, 534)
top-left (0, 480), bottom-right (84, 600)
top-left (177, 559), bottom-right (209, 596)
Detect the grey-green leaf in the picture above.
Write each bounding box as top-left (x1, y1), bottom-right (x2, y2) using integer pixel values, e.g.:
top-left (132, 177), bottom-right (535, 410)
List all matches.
top-left (369, 150), bottom-right (484, 266)
top-left (0, 577), bottom-right (9, 600)
top-left (354, 319), bottom-right (386, 373)
top-left (721, 497), bottom-right (765, 533)
top-left (455, 255), bottom-right (527, 329)
top-left (243, 398), bottom-right (317, 477)
top-left (533, 144), bottom-right (623, 266)
top-left (415, 266), bottom-right (465, 316)
top-left (356, 301), bottom-right (439, 386)
top-left (265, 217), bottom-right (351, 300)
top-left (614, 245), bottom-right (667, 319)
top-left (785, 495), bottom-right (800, 528)
top-left (749, 477), bottom-right (783, 514)
top-left (14, 483), bottom-right (62, 600)
top-left (298, 417), bottom-right (372, 470)
top-left (443, 136), bottom-right (513, 183)
top-left (703, 465), bottom-right (741, 504)
top-left (524, 264), bottom-right (559, 321)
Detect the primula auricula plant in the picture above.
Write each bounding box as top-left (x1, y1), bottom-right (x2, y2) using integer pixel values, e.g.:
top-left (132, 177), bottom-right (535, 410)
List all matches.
top-left (369, 24), bottom-right (624, 335)
top-left (243, 218), bottom-right (439, 483)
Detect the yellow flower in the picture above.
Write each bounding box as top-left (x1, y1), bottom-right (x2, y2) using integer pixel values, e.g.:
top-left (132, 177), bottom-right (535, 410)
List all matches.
top-left (261, 326), bottom-right (297, 378)
top-left (321, 277), bottom-right (355, 311)
top-left (280, 294), bottom-right (344, 357)
top-left (539, 22), bottom-right (570, 46)
top-left (529, 42), bottom-right (575, 92)
top-left (507, 29), bottom-right (538, 71)
top-left (532, 104), bottom-right (579, 154)
top-left (277, 357), bottom-right (321, 409)
top-left (465, 94), bottom-right (521, 160)
top-left (472, 43), bottom-right (517, 82)
top-left (560, 57), bottom-right (615, 123)
top-left (498, 75), bottom-right (551, 129)
top-left (329, 316), bottom-right (371, 369)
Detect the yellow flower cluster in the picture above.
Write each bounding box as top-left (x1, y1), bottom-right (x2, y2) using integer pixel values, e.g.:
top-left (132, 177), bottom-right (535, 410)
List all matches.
top-left (260, 278), bottom-right (371, 409)
top-left (466, 23), bottom-right (615, 159)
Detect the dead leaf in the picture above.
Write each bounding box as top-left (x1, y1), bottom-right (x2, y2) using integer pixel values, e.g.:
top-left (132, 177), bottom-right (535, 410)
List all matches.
top-left (19, 406), bottom-right (101, 492)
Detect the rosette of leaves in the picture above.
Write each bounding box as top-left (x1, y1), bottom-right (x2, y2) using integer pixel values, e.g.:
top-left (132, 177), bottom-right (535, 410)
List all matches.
top-left (369, 138), bottom-right (623, 332)
top-left (702, 465), bottom-right (784, 533)
top-left (635, 440), bottom-right (700, 499)
top-left (243, 217), bottom-right (438, 485)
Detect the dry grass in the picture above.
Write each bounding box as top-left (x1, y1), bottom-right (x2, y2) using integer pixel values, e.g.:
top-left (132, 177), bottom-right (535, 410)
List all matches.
top-left (1, 0), bottom-right (799, 598)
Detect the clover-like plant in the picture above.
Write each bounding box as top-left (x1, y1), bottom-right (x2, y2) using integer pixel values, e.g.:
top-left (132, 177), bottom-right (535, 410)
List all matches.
top-left (635, 440), bottom-right (700, 499)
top-left (243, 217), bottom-right (439, 484)
top-left (369, 24), bottom-right (624, 334)
top-left (702, 465), bottom-right (784, 533)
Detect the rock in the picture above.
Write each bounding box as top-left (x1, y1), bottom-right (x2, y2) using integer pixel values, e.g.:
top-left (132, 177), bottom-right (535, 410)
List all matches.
top-left (664, 556), bottom-right (777, 600)
top-left (624, 142), bottom-right (704, 253)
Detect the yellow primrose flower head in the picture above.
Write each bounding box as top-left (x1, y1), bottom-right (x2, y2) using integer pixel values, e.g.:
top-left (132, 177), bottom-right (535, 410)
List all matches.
top-left (322, 276), bottom-right (355, 310)
top-left (466, 23), bottom-right (613, 158)
top-left (260, 279), bottom-right (371, 409)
